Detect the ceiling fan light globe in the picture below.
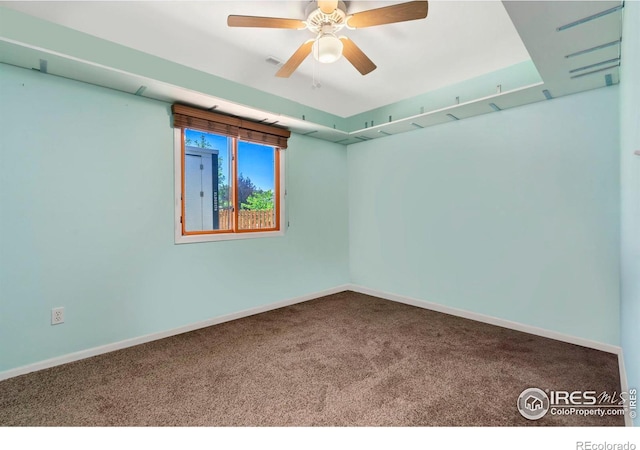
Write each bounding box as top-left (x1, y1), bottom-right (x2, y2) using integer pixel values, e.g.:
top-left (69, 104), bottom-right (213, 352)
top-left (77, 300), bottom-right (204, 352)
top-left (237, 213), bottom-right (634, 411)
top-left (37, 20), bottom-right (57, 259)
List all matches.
top-left (312, 34), bottom-right (343, 63)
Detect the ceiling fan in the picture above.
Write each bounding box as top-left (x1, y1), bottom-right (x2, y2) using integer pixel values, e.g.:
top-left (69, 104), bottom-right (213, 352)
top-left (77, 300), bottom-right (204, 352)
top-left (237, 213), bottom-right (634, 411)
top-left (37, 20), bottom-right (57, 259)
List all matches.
top-left (227, 1), bottom-right (429, 78)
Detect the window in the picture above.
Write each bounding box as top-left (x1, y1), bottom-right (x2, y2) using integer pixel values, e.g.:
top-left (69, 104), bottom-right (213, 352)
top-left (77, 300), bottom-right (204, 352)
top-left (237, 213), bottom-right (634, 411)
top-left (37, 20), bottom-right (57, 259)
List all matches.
top-left (172, 104), bottom-right (289, 243)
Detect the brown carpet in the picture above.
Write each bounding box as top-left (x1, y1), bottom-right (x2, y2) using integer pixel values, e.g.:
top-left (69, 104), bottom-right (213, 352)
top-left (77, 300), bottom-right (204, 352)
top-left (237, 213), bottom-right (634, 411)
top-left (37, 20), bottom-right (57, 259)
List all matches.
top-left (0, 291), bottom-right (624, 426)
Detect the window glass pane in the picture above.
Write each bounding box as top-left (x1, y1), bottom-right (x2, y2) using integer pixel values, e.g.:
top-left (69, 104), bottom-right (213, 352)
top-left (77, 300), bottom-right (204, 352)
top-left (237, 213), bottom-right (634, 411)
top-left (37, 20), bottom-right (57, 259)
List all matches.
top-left (184, 129), bottom-right (232, 232)
top-left (237, 141), bottom-right (276, 230)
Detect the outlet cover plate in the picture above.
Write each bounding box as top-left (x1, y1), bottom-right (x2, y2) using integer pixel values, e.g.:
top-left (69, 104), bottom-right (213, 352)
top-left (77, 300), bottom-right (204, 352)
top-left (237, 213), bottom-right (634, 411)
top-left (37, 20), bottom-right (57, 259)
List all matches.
top-left (51, 307), bottom-right (64, 325)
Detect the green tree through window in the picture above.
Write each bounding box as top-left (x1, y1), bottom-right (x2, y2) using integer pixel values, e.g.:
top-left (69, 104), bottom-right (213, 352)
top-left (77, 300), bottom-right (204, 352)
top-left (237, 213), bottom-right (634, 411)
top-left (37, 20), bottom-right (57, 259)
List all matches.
top-left (242, 190), bottom-right (274, 211)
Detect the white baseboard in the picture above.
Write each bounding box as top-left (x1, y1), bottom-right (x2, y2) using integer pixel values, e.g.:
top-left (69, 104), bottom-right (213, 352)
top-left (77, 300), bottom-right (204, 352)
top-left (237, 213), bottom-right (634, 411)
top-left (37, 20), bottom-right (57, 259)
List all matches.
top-left (0, 284), bottom-right (350, 382)
top-left (347, 284), bottom-right (622, 355)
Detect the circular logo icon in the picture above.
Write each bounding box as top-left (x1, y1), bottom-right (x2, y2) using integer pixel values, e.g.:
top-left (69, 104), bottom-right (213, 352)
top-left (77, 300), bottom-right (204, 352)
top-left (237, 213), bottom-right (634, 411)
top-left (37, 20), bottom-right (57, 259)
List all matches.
top-left (517, 388), bottom-right (550, 420)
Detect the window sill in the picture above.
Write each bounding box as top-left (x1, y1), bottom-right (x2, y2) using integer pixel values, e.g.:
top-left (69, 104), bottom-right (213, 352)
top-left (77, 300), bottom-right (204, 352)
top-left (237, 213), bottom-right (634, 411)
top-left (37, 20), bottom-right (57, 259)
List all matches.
top-left (175, 229), bottom-right (285, 244)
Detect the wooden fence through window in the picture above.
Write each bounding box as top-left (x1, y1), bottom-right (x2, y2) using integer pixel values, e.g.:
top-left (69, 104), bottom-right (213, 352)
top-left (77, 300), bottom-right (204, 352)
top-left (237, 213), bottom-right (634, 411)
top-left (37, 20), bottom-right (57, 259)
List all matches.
top-left (218, 209), bottom-right (275, 230)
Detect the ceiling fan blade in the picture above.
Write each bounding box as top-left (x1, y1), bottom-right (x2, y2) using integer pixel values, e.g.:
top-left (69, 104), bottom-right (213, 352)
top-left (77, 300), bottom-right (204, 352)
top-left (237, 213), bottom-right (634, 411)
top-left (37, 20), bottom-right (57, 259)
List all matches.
top-left (347, 1), bottom-right (428, 29)
top-left (318, 1), bottom-right (338, 14)
top-left (339, 37), bottom-right (377, 75)
top-left (227, 15), bottom-right (306, 29)
top-left (276, 40), bottom-right (314, 78)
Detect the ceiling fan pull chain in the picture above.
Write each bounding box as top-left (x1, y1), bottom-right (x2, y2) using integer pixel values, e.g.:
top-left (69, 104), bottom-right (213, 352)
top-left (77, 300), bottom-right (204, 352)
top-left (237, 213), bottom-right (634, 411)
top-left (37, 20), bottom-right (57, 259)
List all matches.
top-left (312, 56), bottom-right (320, 89)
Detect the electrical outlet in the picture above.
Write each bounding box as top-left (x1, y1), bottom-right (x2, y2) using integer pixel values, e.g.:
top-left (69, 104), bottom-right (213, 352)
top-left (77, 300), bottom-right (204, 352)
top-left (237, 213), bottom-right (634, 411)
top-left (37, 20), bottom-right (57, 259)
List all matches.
top-left (51, 307), bottom-right (64, 325)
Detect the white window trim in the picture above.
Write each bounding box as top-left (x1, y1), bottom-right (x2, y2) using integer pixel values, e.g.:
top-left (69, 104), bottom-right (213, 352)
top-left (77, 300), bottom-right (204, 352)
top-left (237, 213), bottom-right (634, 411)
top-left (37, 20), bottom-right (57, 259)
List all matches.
top-left (173, 129), bottom-right (286, 244)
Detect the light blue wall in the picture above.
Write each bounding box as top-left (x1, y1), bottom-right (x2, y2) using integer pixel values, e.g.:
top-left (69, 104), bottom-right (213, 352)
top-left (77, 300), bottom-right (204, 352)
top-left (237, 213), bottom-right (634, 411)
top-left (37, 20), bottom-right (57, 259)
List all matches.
top-left (0, 53), bottom-right (628, 376)
top-left (0, 64), bottom-right (349, 372)
top-left (348, 87), bottom-right (621, 345)
top-left (620, 0), bottom-right (640, 426)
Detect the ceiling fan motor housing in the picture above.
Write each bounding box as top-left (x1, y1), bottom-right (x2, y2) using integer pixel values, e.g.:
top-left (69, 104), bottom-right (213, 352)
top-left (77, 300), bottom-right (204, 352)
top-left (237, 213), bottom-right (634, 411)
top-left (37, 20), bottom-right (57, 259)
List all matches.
top-left (305, 1), bottom-right (348, 34)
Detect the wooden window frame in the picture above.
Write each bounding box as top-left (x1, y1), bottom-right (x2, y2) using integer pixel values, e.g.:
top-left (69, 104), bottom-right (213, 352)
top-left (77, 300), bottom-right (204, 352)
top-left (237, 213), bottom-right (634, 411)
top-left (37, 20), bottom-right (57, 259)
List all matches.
top-left (173, 128), bottom-right (285, 244)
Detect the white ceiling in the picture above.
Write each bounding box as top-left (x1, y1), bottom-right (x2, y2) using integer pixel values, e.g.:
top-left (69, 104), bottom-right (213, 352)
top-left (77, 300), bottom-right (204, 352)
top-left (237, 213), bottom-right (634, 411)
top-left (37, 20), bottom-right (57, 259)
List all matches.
top-left (0, 0), bottom-right (532, 117)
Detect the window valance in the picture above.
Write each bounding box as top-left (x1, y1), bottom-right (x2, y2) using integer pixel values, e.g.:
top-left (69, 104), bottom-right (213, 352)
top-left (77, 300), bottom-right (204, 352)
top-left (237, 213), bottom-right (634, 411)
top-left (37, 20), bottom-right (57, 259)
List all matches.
top-left (172, 104), bottom-right (290, 148)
